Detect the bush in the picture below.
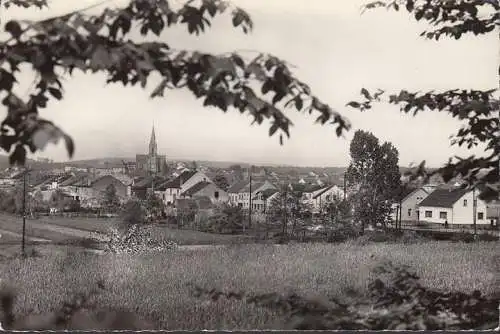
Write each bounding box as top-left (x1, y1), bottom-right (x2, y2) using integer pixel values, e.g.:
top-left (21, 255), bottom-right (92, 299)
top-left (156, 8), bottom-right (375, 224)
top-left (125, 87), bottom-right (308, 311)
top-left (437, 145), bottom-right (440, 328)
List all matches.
top-left (97, 224), bottom-right (177, 255)
top-left (189, 261), bottom-right (499, 330)
top-left (203, 205), bottom-right (244, 234)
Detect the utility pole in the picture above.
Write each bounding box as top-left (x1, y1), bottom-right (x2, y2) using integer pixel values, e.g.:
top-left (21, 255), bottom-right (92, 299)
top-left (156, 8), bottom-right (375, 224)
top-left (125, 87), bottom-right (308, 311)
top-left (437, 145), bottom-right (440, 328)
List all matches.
top-left (283, 181), bottom-right (288, 238)
top-left (248, 166), bottom-right (252, 230)
top-left (473, 187), bottom-right (477, 239)
top-left (21, 167), bottom-right (29, 256)
top-left (343, 172), bottom-right (347, 202)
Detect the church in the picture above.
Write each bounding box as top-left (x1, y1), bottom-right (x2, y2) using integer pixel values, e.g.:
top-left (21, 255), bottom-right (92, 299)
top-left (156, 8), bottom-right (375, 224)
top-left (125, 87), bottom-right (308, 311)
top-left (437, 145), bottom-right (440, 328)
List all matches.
top-left (135, 126), bottom-right (167, 175)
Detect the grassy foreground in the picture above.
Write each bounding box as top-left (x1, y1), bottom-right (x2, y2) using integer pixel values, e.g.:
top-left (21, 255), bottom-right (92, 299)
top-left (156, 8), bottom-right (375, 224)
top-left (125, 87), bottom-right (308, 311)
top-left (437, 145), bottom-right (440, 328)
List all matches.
top-left (0, 241), bottom-right (498, 330)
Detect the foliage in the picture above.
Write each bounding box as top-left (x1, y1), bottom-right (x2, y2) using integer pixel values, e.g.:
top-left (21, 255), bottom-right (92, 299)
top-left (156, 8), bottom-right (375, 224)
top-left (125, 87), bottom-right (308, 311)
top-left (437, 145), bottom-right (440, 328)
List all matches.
top-left (145, 192), bottom-right (165, 220)
top-left (204, 203), bottom-right (244, 234)
top-left (189, 260), bottom-right (499, 330)
top-left (102, 184), bottom-right (120, 213)
top-left (49, 189), bottom-right (79, 212)
top-left (0, 0), bottom-right (350, 167)
top-left (346, 130), bottom-right (401, 233)
top-left (213, 172), bottom-right (229, 191)
top-left (100, 224), bottom-right (177, 254)
top-left (119, 199), bottom-right (146, 231)
top-left (349, 0), bottom-right (499, 201)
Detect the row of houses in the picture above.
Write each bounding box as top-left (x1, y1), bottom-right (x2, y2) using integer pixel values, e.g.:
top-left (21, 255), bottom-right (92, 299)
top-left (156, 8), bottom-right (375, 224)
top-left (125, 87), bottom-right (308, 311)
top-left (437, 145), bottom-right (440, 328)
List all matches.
top-left (392, 183), bottom-right (499, 226)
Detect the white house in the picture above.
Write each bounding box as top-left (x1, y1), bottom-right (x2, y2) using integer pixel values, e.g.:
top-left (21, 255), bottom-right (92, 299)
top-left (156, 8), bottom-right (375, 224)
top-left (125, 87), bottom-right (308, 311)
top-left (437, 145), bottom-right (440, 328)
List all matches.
top-left (181, 181), bottom-right (229, 204)
top-left (305, 185), bottom-right (344, 213)
top-left (391, 186), bottom-right (434, 222)
top-left (417, 188), bottom-right (489, 226)
top-left (251, 188), bottom-right (279, 213)
top-left (234, 180), bottom-right (278, 210)
top-left (157, 170), bottom-right (213, 206)
top-left (227, 180), bottom-right (249, 205)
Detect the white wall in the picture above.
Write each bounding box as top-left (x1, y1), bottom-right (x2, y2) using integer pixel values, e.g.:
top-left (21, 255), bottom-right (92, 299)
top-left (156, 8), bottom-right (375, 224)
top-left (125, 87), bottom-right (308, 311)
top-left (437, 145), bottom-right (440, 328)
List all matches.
top-left (392, 188), bottom-right (430, 221)
top-left (451, 191), bottom-right (489, 225)
top-left (418, 206), bottom-right (453, 224)
top-left (164, 187), bottom-right (181, 205)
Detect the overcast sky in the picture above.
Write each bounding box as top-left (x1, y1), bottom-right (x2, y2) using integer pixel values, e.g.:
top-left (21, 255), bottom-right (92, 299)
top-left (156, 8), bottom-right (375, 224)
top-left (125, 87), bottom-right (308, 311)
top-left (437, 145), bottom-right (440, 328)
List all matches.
top-left (2, 0), bottom-right (497, 167)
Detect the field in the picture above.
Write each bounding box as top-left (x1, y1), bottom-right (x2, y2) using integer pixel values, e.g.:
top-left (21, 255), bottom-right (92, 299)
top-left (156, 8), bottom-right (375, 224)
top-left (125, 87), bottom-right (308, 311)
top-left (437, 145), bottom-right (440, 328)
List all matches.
top-left (0, 241), bottom-right (498, 330)
top-left (0, 214), bottom-right (253, 250)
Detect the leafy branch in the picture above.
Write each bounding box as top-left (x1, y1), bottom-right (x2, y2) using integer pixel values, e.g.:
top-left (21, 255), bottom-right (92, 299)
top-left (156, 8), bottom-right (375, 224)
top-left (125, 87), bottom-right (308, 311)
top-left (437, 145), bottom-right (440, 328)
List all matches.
top-left (0, 0), bottom-right (350, 165)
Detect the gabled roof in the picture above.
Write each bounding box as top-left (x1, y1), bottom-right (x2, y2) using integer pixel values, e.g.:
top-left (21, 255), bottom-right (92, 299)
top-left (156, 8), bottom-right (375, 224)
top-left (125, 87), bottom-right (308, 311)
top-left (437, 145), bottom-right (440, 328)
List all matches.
top-left (239, 182), bottom-right (265, 193)
top-left (418, 188), bottom-right (470, 208)
top-left (312, 185), bottom-right (341, 199)
top-left (160, 170), bottom-right (198, 190)
top-left (182, 181), bottom-right (212, 197)
top-left (253, 188), bottom-right (278, 200)
top-left (396, 187), bottom-right (421, 202)
top-left (302, 184), bottom-right (325, 193)
top-left (227, 180), bottom-right (248, 193)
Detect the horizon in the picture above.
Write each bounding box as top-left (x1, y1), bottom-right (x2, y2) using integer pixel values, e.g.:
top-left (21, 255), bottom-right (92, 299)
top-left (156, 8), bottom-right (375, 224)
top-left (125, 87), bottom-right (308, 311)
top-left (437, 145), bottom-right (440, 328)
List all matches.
top-left (4, 0), bottom-right (495, 168)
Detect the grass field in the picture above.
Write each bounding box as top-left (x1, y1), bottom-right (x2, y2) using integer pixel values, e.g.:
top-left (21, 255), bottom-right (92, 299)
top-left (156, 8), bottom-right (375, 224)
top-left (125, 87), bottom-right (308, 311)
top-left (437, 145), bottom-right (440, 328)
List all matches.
top-left (0, 241), bottom-right (498, 330)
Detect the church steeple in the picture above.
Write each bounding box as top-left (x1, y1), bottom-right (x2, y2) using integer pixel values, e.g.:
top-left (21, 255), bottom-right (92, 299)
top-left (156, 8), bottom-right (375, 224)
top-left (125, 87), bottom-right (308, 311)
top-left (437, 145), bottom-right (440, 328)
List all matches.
top-left (149, 124), bottom-right (157, 156)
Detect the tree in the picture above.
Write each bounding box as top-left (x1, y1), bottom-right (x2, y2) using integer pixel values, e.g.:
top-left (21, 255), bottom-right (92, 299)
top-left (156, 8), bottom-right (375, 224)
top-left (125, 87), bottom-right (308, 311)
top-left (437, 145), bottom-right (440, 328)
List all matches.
top-left (102, 184), bottom-right (120, 213)
top-left (348, 0), bottom-right (499, 201)
top-left (145, 192), bottom-right (165, 221)
top-left (213, 173), bottom-right (229, 191)
top-left (119, 199), bottom-right (146, 232)
top-left (346, 130), bottom-right (401, 234)
top-left (0, 0), bottom-right (349, 172)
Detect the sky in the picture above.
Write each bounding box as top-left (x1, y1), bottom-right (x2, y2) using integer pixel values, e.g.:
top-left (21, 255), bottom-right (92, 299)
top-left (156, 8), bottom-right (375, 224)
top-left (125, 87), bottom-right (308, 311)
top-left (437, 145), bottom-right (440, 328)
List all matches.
top-left (1, 0), bottom-right (497, 167)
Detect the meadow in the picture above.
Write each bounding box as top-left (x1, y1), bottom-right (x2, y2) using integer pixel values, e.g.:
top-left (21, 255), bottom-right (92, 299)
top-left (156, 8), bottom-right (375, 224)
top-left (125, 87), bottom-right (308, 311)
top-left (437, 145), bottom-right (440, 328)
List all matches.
top-left (0, 241), bottom-right (498, 330)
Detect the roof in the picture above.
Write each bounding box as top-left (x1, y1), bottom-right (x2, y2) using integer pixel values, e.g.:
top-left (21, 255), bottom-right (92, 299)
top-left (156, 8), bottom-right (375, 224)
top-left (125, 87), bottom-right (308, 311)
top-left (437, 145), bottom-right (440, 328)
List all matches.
top-left (418, 188), bottom-right (470, 208)
top-left (160, 170), bottom-right (198, 190)
top-left (302, 184), bottom-right (325, 193)
top-left (227, 180), bottom-right (248, 193)
top-left (239, 182), bottom-right (265, 193)
top-left (253, 188), bottom-right (278, 200)
top-left (396, 187), bottom-right (421, 202)
top-left (182, 181), bottom-right (212, 197)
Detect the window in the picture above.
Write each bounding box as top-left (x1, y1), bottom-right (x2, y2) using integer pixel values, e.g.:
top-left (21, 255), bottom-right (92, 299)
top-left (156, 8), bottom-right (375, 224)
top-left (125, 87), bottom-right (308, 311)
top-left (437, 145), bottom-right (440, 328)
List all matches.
top-left (439, 212), bottom-right (447, 219)
top-left (425, 211), bottom-right (432, 218)
top-left (463, 199), bottom-right (468, 207)
top-left (408, 208), bottom-right (412, 217)
top-left (478, 212), bottom-right (484, 220)
top-left (214, 191), bottom-right (219, 199)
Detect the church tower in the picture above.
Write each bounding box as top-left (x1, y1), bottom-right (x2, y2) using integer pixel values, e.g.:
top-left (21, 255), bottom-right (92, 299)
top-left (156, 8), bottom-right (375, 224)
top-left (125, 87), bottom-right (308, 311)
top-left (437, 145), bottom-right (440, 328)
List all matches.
top-left (148, 125), bottom-right (158, 174)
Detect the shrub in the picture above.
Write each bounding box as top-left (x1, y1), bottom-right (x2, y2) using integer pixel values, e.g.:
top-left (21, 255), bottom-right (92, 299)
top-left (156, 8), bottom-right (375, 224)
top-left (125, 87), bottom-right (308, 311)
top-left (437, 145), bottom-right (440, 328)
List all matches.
top-left (188, 261), bottom-right (499, 330)
top-left (97, 224), bottom-right (177, 255)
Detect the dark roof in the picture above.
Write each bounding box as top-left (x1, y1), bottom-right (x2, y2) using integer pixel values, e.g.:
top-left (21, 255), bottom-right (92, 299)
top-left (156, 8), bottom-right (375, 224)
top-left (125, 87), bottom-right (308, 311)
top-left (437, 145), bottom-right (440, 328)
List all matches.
top-left (253, 188), bottom-right (278, 200)
top-left (302, 184), bottom-right (325, 193)
top-left (418, 188), bottom-right (469, 208)
top-left (227, 180), bottom-right (248, 193)
top-left (133, 176), bottom-right (165, 189)
top-left (182, 181), bottom-right (211, 197)
top-left (240, 182), bottom-right (265, 193)
top-left (312, 185), bottom-right (340, 199)
top-left (396, 187), bottom-right (420, 202)
top-left (160, 170), bottom-right (198, 190)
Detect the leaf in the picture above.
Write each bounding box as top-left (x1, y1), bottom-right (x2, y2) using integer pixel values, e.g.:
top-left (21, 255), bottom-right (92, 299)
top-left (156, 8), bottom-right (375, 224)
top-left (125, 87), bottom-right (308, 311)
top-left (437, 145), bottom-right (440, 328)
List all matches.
top-left (48, 87), bottom-right (62, 100)
top-left (63, 132), bottom-right (74, 158)
top-left (0, 134), bottom-right (16, 152)
top-left (269, 123), bottom-right (278, 137)
top-left (4, 20), bottom-right (22, 39)
top-left (9, 144), bottom-right (26, 166)
top-left (294, 96), bottom-right (303, 110)
top-left (347, 101), bottom-right (361, 108)
top-left (361, 88), bottom-right (371, 100)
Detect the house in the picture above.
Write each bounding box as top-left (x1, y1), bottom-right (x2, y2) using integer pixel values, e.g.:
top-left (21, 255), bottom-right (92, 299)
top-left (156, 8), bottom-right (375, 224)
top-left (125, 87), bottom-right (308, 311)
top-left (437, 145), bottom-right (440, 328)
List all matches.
top-left (251, 188), bottom-right (279, 213)
top-left (181, 181), bottom-right (229, 204)
top-left (486, 200), bottom-right (500, 226)
top-left (157, 170), bottom-right (213, 206)
top-left (310, 185), bottom-right (344, 212)
top-left (301, 185), bottom-right (325, 204)
top-left (227, 180), bottom-right (249, 205)
top-left (236, 180), bottom-right (278, 210)
top-left (391, 186), bottom-right (433, 222)
top-left (417, 188), bottom-right (489, 226)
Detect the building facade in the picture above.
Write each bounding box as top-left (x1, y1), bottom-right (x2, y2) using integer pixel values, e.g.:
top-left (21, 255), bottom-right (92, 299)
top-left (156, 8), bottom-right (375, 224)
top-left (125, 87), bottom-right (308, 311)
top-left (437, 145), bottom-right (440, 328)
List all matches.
top-left (136, 126), bottom-right (167, 176)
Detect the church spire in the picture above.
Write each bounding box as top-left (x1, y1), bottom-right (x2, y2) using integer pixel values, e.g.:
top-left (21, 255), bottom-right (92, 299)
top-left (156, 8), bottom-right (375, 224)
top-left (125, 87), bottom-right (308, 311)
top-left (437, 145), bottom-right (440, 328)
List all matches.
top-left (149, 124), bottom-right (157, 156)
